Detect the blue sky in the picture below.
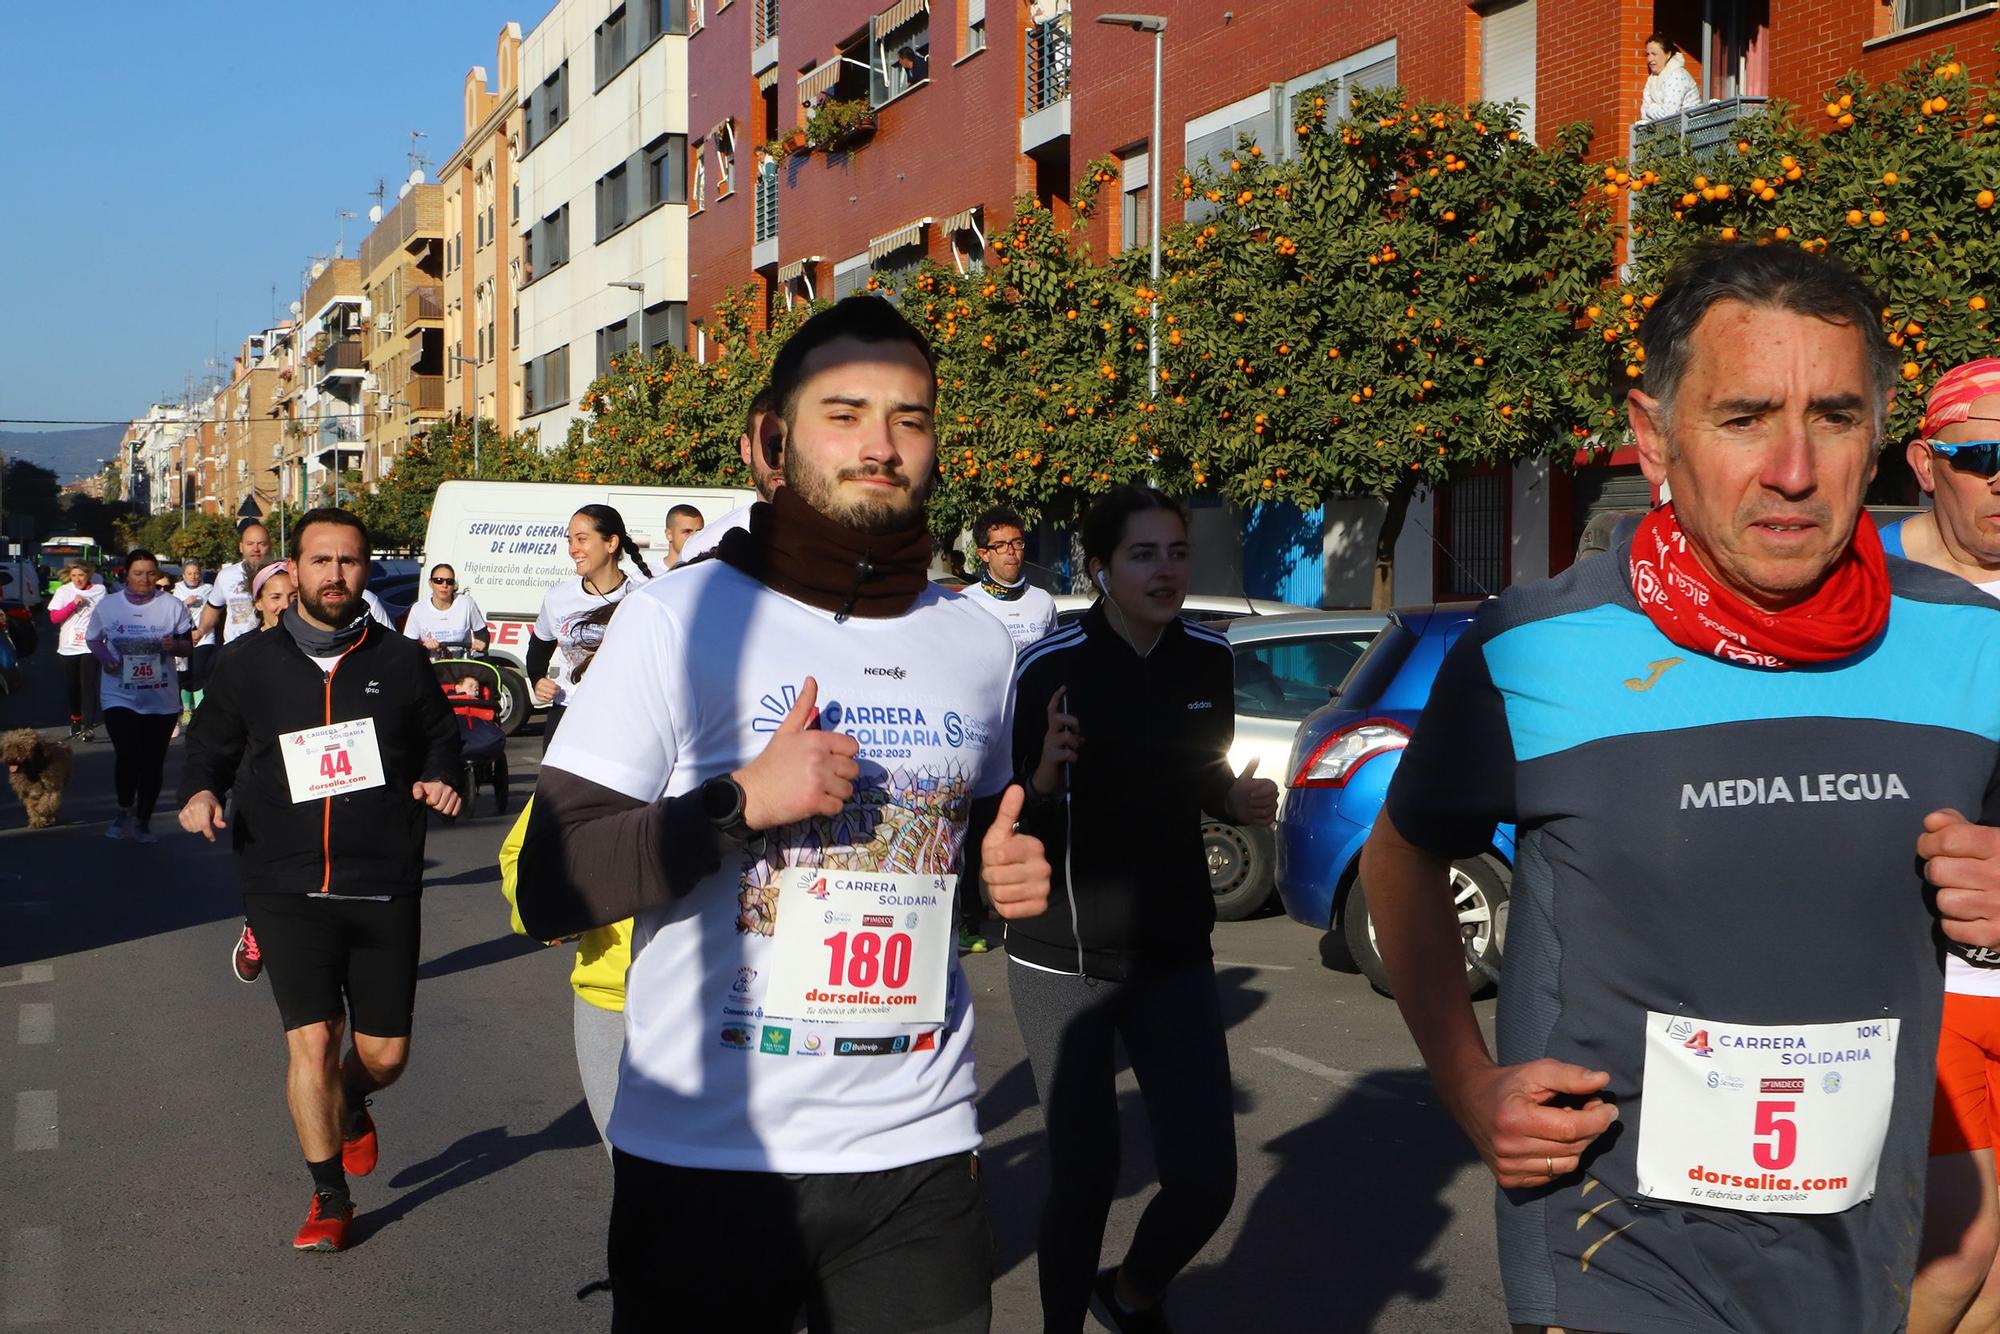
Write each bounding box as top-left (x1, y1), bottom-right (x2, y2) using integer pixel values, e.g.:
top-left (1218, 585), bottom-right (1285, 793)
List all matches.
top-left (0, 1), bottom-right (543, 433)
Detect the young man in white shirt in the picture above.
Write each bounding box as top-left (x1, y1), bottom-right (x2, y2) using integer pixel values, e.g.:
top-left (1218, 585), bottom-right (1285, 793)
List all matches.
top-left (518, 298), bottom-right (1051, 1333)
top-left (959, 505), bottom-right (1056, 650)
top-left (663, 504), bottom-right (706, 566)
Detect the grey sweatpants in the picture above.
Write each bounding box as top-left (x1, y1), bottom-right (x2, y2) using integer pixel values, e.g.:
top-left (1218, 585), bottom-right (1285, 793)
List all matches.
top-left (1008, 958), bottom-right (1237, 1333)
top-left (573, 992), bottom-right (623, 1153)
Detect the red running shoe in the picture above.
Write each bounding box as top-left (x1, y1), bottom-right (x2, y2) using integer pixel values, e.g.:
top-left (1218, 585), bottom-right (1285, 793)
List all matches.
top-left (292, 1190), bottom-right (353, 1252)
top-left (231, 925), bottom-right (262, 984)
top-left (341, 1103), bottom-right (377, 1177)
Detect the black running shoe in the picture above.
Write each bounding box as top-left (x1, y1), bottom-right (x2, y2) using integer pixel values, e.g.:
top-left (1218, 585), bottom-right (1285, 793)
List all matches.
top-left (1091, 1268), bottom-right (1173, 1333)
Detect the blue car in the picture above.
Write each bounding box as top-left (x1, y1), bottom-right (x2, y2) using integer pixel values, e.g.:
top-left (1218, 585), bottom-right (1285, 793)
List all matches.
top-left (1274, 603), bottom-right (1513, 997)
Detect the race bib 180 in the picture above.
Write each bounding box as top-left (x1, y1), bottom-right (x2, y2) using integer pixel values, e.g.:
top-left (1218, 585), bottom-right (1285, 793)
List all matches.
top-left (1635, 1010), bottom-right (1898, 1215)
top-left (762, 868), bottom-right (954, 1025)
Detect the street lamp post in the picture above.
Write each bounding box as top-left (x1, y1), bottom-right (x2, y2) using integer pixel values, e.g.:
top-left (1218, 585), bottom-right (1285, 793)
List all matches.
top-left (1096, 14), bottom-right (1167, 400)
top-left (446, 351), bottom-right (480, 476)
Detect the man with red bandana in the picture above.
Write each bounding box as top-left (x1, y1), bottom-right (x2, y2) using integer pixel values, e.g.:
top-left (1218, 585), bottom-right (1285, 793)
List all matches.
top-left (1877, 357), bottom-right (2000, 1334)
top-left (1363, 247), bottom-right (2000, 1334)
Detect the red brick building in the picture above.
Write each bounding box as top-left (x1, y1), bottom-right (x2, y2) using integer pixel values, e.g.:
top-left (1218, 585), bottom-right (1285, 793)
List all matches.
top-left (685, 0), bottom-right (1999, 604)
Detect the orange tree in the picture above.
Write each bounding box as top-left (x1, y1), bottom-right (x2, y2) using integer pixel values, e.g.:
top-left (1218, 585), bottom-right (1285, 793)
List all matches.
top-left (1149, 86), bottom-right (1620, 604)
top-left (563, 284), bottom-right (815, 489)
top-left (894, 165), bottom-right (1155, 540)
top-left (358, 415), bottom-right (547, 549)
top-left (1618, 49), bottom-right (2000, 448)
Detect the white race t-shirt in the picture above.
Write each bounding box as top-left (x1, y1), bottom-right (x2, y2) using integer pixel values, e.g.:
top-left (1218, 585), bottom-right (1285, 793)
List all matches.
top-left (544, 562), bottom-right (1017, 1172)
top-left (49, 584), bottom-right (106, 656)
top-left (361, 588), bottom-right (395, 630)
top-left (177, 580), bottom-right (217, 648)
top-left (1946, 572), bottom-right (2000, 996)
top-left (958, 579), bottom-right (1058, 652)
top-left (88, 590), bottom-right (194, 715)
top-left (532, 572), bottom-right (648, 706)
top-left (404, 594), bottom-right (488, 651)
top-left (206, 562), bottom-right (261, 644)
top-left (673, 504), bottom-right (754, 565)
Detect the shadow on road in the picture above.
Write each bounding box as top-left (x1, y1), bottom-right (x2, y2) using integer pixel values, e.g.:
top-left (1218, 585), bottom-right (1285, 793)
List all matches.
top-left (347, 1099), bottom-right (600, 1246)
top-left (1169, 1067), bottom-right (1477, 1330)
top-left (427, 862), bottom-right (503, 889)
top-left (418, 931), bottom-right (546, 979)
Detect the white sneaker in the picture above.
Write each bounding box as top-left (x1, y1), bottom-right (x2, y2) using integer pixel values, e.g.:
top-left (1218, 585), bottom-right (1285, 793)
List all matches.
top-left (104, 814), bottom-right (130, 841)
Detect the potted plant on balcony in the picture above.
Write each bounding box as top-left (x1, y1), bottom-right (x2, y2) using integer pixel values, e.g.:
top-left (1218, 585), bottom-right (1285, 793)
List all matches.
top-left (805, 98), bottom-right (877, 153)
top-left (783, 126), bottom-right (810, 155)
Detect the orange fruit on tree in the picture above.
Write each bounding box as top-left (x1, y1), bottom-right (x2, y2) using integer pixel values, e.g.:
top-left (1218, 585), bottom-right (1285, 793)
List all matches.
top-left (1774, 225), bottom-right (1792, 240)
top-left (1903, 362), bottom-right (1921, 381)
top-left (1970, 296), bottom-right (1988, 311)
top-left (1759, 187), bottom-right (1777, 203)
top-left (1720, 227), bottom-right (1738, 241)
top-left (1883, 171), bottom-right (1898, 185)
top-left (1824, 101), bottom-right (1842, 119)
top-left (1869, 210), bottom-right (1886, 226)
top-left (1838, 113), bottom-right (1854, 128)
top-left (1846, 209), bottom-right (1865, 226)
top-left (1979, 190), bottom-right (1996, 210)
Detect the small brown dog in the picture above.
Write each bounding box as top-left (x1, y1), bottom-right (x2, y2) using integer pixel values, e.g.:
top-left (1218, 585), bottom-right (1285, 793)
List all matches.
top-left (3, 729), bottom-right (72, 829)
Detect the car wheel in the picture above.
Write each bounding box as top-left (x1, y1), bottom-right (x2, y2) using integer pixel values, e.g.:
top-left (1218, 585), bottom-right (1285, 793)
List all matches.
top-left (494, 666), bottom-right (533, 736)
top-left (1343, 854), bottom-right (1509, 999)
top-left (1203, 820), bottom-right (1274, 921)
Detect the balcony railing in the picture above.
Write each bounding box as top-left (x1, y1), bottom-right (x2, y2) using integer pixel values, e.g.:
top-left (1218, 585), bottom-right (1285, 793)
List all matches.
top-left (1629, 96), bottom-right (1771, 162)
top-left (1024, 14), bottom-right (1071, 116)
top-left (321, 339), bottom-right (365, 375)
top-left (399, 285), bottom-right (443, 329)
top-left (755, 0), bottom-right (777, 44)
top-left (754, 159), bottom-right (780, 244)
top-left (406, 375), bottom-right (445, 412)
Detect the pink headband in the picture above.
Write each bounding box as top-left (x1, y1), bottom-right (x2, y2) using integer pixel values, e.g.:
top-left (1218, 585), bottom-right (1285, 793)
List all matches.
top-left (1922, 358), bottom-right (2000, 435)
top-left (251, 560), bottom-right (292, 599)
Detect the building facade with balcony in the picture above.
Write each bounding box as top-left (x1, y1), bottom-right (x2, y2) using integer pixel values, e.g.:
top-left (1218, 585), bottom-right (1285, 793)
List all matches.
top-left (687, 0), bottom-right (1998, 606)
top-left (517, 0), bottom-right (694, 447)
top-left (360, 184), bottom-right (448, 479)
top-left (277, 258), bottom-right (370, 509)
top-left (210, 329), bottom-right (291, 521)
top-left (442, 23), bottom-right (528, 440)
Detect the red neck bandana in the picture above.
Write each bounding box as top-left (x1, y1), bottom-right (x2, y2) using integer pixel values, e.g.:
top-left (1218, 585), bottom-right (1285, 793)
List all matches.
top-left (1628, 504), bottom-right (1890, 668)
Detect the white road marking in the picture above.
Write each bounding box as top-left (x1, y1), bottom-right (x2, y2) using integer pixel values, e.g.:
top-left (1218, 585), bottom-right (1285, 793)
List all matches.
top-left (1253, 1047), bottom-right (1412, 1102)
top-left (0, 965), bottom-right (53, 989)
top-left (1213, 960), bottom-right (1296, 971)
top-left (17, 1004), bottom-right (52, 1046)
top-left (1, 1227), bottom-right (61, 1325)
top-left (12, 1092), bottom-right (56, 1152)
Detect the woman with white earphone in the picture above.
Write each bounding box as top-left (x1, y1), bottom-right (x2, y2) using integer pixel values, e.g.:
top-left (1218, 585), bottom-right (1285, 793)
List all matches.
top-left (1000, 485), bottom-right (1279, 1333)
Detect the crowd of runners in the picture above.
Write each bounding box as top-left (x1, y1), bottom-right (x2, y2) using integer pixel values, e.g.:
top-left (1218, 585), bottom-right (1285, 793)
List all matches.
top-left (17, 245), bottom-right (2000, 1333)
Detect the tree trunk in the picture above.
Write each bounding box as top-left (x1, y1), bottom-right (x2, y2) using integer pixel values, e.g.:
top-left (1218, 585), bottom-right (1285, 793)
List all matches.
top-left (1371, 483), bottom-right (1413, 611)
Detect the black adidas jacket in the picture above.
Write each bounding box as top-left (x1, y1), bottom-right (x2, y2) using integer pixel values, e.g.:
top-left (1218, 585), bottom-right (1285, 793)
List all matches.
top-left (1005, 604), bottom-right (1238, 980)
top-left (180, 621), bottom-right (462, 898)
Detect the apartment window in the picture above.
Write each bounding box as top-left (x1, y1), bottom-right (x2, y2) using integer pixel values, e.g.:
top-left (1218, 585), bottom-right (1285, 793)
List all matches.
top-left (451, 340), bottom-right (463, 380)
top-left (693, 151), bottom-right (706, 211)
top-left (525, 206), bottom-right (569, 282)
top-left (596, 163), bottom-right (633, 240)
top-left (869, 242), bottom-right (924, 303)
top-left (597, 317), bottom-right (639, 376)
top-left (523, 344), bottom-right (570, 415)
top-left (1480, 2), bottom-right (1537, 143)
top-left (523, 61), bottom-right (569, 154)
top-left (1120, 151), bottom-right (1151, 253)
top-left (1288, 42), bottom-right (1399, 139)
top-left (870, 7), bottom-right (930, 107)
top-left (690, 0), bottom-right (704, 32)
top-left (643, 301), bottom-right (687, 355)
top-left (755, 0), bottom-right (779, 44)
top-left (476, 212), bottom-right (486, 250)
top-left (485, 204), bottom-right (496, 245)
top-left (595, 5), bottom-right (630, 88)
top-left (713, 122), bottom-right (737, 196)
top-left (962, 0), bottom-right (985, 57)
top-left (948, 211), bottom-right (986, 274)
top-left (511, 302), bottom-right (519, 348)
top-left (646, 133), bottom-right (688, 206)
top-left (1435, 468), bottom-right (1510, 599)
top-left (833, 254), bottom-right (870, 300)
top-left (1900, 0), bottom-right (1981, 26)
top-left (511, 181), bottom-right (519, 222)
top-left (486, 319), bottom-right (496, 361)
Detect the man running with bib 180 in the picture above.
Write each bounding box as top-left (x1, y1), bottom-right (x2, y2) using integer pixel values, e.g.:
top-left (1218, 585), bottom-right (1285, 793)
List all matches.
top-left (1365, 246), bottom-right (2000, 1334)
top-left (517, 297), bottom-right (1051, 1333)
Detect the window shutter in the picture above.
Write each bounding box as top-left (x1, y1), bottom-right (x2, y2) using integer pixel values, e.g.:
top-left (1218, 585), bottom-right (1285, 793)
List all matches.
top-left (1480, 0), bottom-right (1537, 143)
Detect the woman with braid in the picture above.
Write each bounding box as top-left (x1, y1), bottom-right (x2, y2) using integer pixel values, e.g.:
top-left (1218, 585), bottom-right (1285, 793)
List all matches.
top-left (525, 505), bottom-right (652, 752)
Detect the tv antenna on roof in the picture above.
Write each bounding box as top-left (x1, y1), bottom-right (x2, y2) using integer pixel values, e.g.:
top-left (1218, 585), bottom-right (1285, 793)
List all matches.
top-left (334, 209), bottom-right (356, 257)
top-left (407, 130), bottom-right (432, 179)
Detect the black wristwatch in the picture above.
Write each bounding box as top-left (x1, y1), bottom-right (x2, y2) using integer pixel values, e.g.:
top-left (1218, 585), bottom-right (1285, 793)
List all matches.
top-left (700, 775), bottom-right (764, 856)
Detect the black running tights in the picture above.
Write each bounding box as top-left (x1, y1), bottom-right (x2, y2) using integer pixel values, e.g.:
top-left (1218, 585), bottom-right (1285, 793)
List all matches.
top-left (102, 708), bottom-right (176, 823)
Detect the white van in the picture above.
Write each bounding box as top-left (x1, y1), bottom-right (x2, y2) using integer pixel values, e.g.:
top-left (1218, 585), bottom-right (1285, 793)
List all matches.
top-left (421, 479), bottom-right (753, 732)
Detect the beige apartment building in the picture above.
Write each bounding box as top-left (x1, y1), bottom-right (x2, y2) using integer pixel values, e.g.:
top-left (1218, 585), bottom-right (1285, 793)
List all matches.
top-left (360, 184), bottom-right (447, 475)
top-left (441, 23), bottom-right (526, 437)
top-left (212, 329), bottom-right (288, 519)
top-left (275, 258), bottom-right (370, 507)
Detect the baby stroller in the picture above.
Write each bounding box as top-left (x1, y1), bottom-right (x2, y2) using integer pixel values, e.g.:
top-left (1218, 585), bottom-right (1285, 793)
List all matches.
top-left (434, 658), bottom-right (509, 818)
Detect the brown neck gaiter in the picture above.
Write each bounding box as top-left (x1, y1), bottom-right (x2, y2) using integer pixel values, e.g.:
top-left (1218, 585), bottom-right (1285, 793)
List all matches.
top-left (718, 486), bottom-right (933, 621)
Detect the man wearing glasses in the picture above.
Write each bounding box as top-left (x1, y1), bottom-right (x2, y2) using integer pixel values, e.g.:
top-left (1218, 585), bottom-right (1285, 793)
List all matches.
top-left (959, 505), bottom-right (1056, 652)
top-left (1884, 358), bottom-right (2000, 1333)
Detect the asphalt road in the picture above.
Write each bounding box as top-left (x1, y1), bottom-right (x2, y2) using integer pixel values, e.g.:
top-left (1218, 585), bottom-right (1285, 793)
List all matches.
top-left (0, 639), bottom-right (1508, 1332)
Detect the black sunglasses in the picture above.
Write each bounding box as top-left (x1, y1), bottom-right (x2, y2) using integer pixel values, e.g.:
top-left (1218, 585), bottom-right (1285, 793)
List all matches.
top-left (431, 577), bottom-right (456, 586)
top-left (1928, 439), bottom-right (2000, 478)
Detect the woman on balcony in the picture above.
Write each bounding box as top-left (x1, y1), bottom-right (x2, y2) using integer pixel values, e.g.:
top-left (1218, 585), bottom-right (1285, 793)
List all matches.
top-left (1641, 32), bottom-right (1702, 123)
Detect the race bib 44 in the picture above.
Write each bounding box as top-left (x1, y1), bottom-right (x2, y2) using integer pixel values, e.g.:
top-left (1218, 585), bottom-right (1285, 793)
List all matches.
top-left (279, 718), bottom-right (386, 803)
top-left (1635, 1010), bottom-right (1898, 1215)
